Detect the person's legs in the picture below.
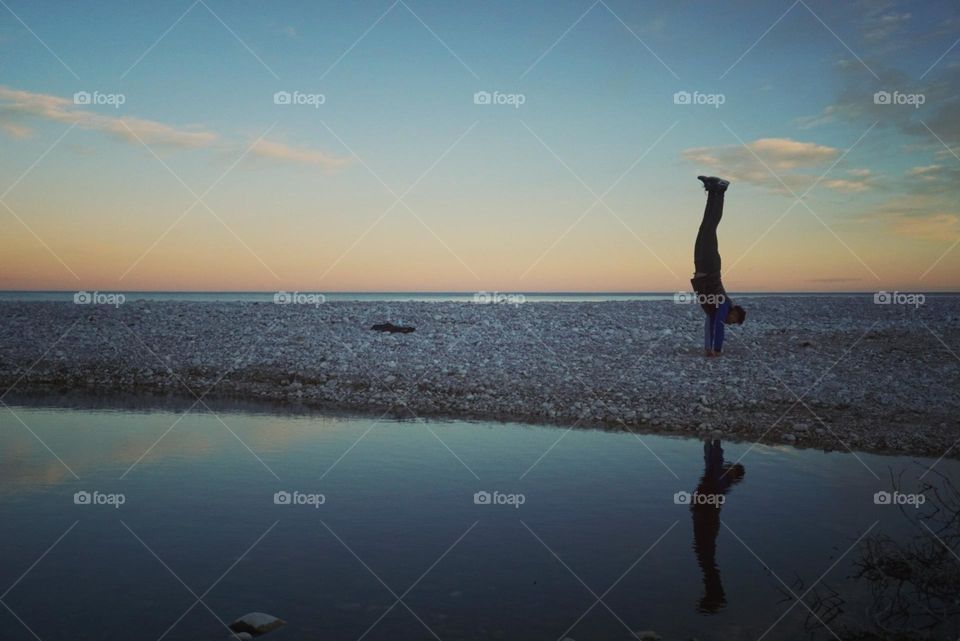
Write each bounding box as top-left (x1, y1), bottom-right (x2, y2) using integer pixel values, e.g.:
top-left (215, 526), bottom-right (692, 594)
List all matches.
top-left (694, 190), bottom-right (724, 274)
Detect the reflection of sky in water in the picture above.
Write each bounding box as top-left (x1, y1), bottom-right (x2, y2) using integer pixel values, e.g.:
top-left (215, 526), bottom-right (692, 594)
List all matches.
top-left (0, 403), bottom-right (953, 641)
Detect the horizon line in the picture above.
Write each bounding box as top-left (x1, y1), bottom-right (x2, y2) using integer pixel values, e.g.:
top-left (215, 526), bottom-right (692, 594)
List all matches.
top-left (2, 289), bottom-right (959, 295)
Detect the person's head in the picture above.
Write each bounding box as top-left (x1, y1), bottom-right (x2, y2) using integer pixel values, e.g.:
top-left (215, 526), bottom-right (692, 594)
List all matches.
top-left (720, 463), bottom-right (746, 484)
top-left (724, 305), bottom-right (746, 325)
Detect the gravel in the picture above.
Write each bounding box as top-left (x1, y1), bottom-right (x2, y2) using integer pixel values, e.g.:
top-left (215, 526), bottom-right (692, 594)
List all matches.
top-left (1, 297), bottom-right (958, 458)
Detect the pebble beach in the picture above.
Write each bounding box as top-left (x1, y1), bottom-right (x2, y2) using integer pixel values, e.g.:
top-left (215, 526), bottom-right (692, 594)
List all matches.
top-left (1, 296), bottom-right (958, 458)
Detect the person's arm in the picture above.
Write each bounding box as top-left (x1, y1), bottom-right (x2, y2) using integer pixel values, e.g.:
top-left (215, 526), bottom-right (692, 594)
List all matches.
top-left (712, 310), bottom-right (725, 353)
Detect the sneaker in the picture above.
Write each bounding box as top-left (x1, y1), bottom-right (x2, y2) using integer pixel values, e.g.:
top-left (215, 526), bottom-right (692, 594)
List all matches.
top-left (697, 175), bottom-right (730, 192)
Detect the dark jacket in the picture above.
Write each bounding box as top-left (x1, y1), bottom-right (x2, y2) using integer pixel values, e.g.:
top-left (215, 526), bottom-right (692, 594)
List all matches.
top-left (690, 271), bottom-right (731, 314)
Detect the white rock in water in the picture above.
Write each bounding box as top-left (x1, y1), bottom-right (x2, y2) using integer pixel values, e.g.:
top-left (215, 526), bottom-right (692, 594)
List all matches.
top-left (229, 634), bottom-right (253, 640)
top-left (228, 612), bottom-right (285, 636)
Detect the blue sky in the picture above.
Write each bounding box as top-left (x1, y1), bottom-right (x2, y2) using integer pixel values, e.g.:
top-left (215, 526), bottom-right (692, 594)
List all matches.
top-left (1, 0), bottom-right (958, 291)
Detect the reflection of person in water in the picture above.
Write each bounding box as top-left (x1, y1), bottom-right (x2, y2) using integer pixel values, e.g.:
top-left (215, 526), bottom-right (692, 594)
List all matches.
top-left (692, 435), bottom-right (745, 614)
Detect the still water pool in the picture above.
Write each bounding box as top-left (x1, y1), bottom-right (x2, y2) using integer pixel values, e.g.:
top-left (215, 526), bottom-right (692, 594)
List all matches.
top-left (0, 398), bottom-right (954, 640)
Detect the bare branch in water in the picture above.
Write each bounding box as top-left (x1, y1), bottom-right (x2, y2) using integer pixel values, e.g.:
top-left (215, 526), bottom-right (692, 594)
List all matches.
top-left (803, 464), bottom-right (960, 640)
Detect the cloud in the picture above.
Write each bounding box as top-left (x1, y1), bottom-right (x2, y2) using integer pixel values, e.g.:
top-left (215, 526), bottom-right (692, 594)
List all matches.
top-left (859, 0), bottom-right (912, 45)
top-left (795, 59), bottom-right (960, 152)
top-left (856, 0), bottom-right (958, 52)
top-left (793, 64), bottom-right (926, 130)
top-left (0, 85), bottom-right (351, 171)
top-left (887, 212), bottom-right (959, 240)
top-left (821, 168), bottom-right (875, 192)
top-left (250, 139), bottom-right (352, 170)
top-left (807, 277), bottom-right (863, 283)
top-left (907, 164), bottom-right (941, 179)
top-left (102, 117), bottom-right (217, 148)
top-left (902, 163), bottom-right (960, 196)
top-left (822, 178), bottom-right (869, 192)
top-left (682, 137), bottom-right (845, 192)
top-left (863, 12), bottom-right (911, 42)
top-left (860, 194), bottom-right (960, 241)
top-left (2, 122), bottom-right (31, 138)
top-left (748, 138), bottom-right (839, 168)
top-left (0, 86), bottom-right (217, 148)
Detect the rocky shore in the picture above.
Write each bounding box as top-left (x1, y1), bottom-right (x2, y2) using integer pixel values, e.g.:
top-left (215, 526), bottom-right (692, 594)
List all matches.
top-left (1, 297), bottom-right (958, 458)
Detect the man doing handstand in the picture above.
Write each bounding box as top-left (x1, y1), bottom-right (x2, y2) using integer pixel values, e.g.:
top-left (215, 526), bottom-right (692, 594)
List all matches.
top-left (691, 176), bottom-right (746, 356)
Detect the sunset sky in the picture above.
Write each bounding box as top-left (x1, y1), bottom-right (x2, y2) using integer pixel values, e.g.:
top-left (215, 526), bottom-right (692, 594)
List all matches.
top-left (1, 0), bottom-right (958, 292)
